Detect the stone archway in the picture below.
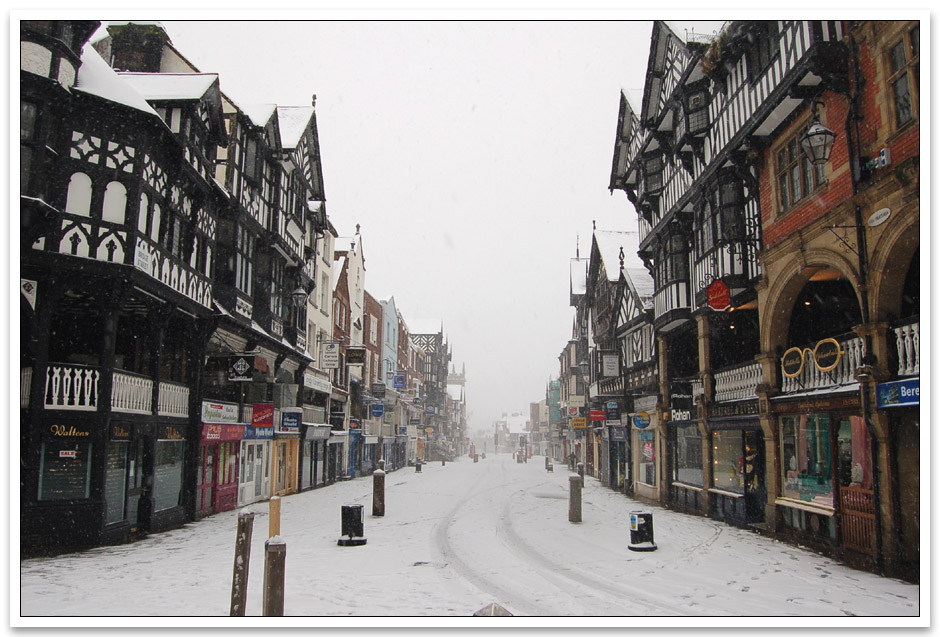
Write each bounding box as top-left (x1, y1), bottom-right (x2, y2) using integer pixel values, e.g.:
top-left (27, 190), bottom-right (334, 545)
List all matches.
top-left (867, 212), bottom-right (920, 323)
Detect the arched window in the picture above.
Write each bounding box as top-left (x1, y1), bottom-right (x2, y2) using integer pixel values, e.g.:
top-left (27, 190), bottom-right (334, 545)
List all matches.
top-left (102, 181), bottom-right (127, 224)
top-left (150, 204), bottom-right (161, 242)
top-left (64, 172), bottom-right (92, 217)
top-left (137, 193), bottom-right (149, 233)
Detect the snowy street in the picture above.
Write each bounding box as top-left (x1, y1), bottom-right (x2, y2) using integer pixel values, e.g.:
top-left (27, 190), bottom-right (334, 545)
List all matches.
top-left (18, 453), bottom-right (919, 624)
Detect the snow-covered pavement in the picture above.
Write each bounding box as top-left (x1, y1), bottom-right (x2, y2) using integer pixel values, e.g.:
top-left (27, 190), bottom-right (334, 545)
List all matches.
top-left (17, 453), bottom-right (921, 626)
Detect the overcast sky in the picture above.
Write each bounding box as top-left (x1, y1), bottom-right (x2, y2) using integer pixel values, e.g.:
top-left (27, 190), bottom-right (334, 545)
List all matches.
top-left (158, 17), bottom-right (725, 433)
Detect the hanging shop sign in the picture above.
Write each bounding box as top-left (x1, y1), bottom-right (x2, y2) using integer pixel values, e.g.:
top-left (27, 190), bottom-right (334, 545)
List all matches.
top-left (605, 401), bottom-right (621, 421)
top-left (252, 403), bottom-right (275, 427)
top-left (611, 427), bottom-right (627, 442)
top-left (669, 382), bottom-right (694, 424)
top-left (345, 347), bottom-right (366, 366)
top-left (202, 401), bottom-right (240, 424)
top-left (21, 279), bottom-right (37, 310)
top-left (394, 374), bottom-right (406, 389)
top-left (571, 417), bottom-right (588, 429)
top-left (409, 418), bottom-right (421, 425)
top-left (782, 338), bottom-right (844, 378)
top-left (568, 395), bottom-right (586, 408)
top-left (371, 403), bottom-right (385, 419)
top-left (280, 409), bottom-right (302, 433)
top-left (602, 354), bottom-right (619, 377)
top-left (399, 426), bottom-right (408, 435)
top-left (425, 404), bottom-right (436, 414)
top-left (589, 409), bottom-right (606, 422)
top-left (372, 383), bottom-right (386, 399)
top-left (320, 342), bottom-right (340, 369)
top-left (349, 419), bottom-right (361, 430)
top-left (876, 378), bottom-right (919, 409)
top-left (706, 279), bottom-right (731, 312)
top-left (228, 355), bottom-right (255, 382)
top-left (567, 406), bottom-right (580, 417)
top-left (633, 412), bottom-right (651, 429)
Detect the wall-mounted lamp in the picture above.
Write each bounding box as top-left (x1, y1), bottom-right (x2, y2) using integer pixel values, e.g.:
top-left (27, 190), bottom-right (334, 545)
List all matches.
top-left (800, 99), bottom-right (837, 165)
top-left (291, 286), bottom-right (309, 307)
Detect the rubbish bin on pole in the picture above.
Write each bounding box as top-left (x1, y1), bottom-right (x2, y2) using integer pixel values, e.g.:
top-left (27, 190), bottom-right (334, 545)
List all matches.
top-left (338, 503), bottom-right (367, 546)
top-left (628, 510), bottom-right (657, 551)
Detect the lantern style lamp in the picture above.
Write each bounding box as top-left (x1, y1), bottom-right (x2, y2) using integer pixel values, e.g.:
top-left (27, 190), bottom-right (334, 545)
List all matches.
top-left (800, 100), bottom-right (837, 165)
top-left (291, 286), bottom-right (308, 307)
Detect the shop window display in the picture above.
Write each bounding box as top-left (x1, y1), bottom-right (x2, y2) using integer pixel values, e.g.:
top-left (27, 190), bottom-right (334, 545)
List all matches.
top-left (38, 441), bottom-right (92, 501)
top-left (637, 430), bottom-right (656, 486)
top-left (673, 425), bottom-right (703, 486)
top-left (153, 440), bottom-right (185, 511)
top-left (104, 442), bottom-right (128, 524)
top-left (780, 414), bottom-right (832, 505)
top-left (712, 430), bottom-right (746, 493)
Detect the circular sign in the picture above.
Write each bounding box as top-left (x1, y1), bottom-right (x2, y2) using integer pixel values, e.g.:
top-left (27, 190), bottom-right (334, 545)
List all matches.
top-left (781, 347), bottom-right (806, 378)
top-left (633, 412), bottom-right (651, 429)
top-left (868, 207), bottom-right (891, 227)
top-left (425, 427), bottom-right (434, 435)
top-left (813, 338), bottom-right (843, 372)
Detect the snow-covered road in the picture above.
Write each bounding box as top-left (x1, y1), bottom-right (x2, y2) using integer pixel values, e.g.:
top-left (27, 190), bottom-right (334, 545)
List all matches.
top-left (17, 453), bottom-right (921, 625)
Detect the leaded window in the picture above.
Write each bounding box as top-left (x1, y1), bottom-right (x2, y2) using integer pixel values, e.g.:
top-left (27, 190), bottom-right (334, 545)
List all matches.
top-left (887, 24), bottom-right (919, 128)
top-left (776, 129), bottom-right (825, 214)
top-left (234, 225), bottom-right (253, 296)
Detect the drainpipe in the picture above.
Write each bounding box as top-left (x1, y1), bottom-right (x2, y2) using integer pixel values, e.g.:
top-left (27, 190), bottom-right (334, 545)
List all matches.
top-left (845, 26), bottom-right (884, 574)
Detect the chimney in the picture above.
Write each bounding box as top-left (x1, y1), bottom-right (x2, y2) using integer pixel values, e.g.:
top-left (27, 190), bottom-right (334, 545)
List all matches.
top-left (106, 22), bottom-right (170, 72)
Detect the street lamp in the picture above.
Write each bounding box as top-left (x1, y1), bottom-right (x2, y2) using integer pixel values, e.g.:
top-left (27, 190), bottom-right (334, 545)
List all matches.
top-left (799, 100), bottom-right (837, 165)
top-left (291, 286), bottom-right (308, 307)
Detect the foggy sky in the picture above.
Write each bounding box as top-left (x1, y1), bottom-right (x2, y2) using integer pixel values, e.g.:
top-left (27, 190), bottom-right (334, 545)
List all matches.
top-left (159, 16), bottom-right (724, 431)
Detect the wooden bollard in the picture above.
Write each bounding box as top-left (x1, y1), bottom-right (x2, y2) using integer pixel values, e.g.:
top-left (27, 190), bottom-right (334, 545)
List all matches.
top-left (262, 537), bottom-right (286, 616)
top-left (230, 511), bottom-right (255, 616)
top-left (569, 475), bottom-right (582, 523)
top-left (577, 462), bottom-right (585, 483)
top-left (269, 496), bottom-right (281, 538)
top-left (373, 460), bottom-right (386, 517)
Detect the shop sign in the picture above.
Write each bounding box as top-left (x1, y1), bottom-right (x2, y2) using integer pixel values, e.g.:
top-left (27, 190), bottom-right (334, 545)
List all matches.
top-left (280, 409), bottom-right (302, 433)
top-left (159, 426), bottom-right (184, 440)
top-left (425, 427), bottom-right (435, 435)
top-left (610, 427), bottom-right (627, 442)
top-left (345, 347), bottom-right (366, 366)
top-left (371, 403), bottom-right (385, 418)
top-left (782, 338), bottom-right (844, 378)
top-left (589, 409), bottom-right (606, 422)
top-left (244, 425), bottom-right (274, 440)
top-left (394, 374), bottom-right (406, 389)
top-left (707, 279), bottom-right (731, 311)
top-left (409, 418), bottom-right (421, 425)
top-left (202, 401), bottom-right (240, 424)
top-left (21, 279), bottom-right (37, 310)
top-left (605, 401), bottom-right (621, 421)
top-left (399, 426), bottom-right (408, 435)
top-left (59, 450), bottom-right (77, 458)
top-left (425, 404), bottom-right (435, 414)
top-left (568, 395), bottom-right (585, 408)
top-left (384, 412), bottom-right (394, 424)
top-left (571, 417), bottom-right (587, 429)
top-left (372, 383), bottom-right (386, 399)
top-left (669, 382), bottom-right (694, 424)
top-left (602, 354), bottom-right (619, 377)
top-left (320, 342), bottom-right (340, 369)
top-left (567, 406), bottom-right (580, 417)
top-left (110, 424), bottom-right (131, 440)
top-left (349, 419), bottom-right (361, 429)
top-left (709, 401), bottom-right (759, 419)
top-left (202, 424), bottom-right (243, 442)
top-left (252, 403), bottom-right (275, 427)
top-left (877, 378), bottom-right (919, 409)
top-left (633, 412), bottom-right (651, 429)
top-left (304, 372), bottom-right (333, 394)
top-left (228, 355), bottom-right (254, 382)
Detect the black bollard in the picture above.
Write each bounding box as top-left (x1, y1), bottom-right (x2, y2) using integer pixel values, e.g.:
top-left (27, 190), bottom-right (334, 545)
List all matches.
top-left (373, 461), bottom-right (386, 517)
top-left (569, 475), bottom-right (582, 523)
top-left (262, 537), bottom-right (286, 616)
top-left (230, 511), bottom-right (255, 616)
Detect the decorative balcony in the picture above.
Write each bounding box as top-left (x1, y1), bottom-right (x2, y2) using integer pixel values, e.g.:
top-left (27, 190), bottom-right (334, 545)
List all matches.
top-left (26, 364), bottom-right (189, 418)
top-left (713, 361), bottom-right (763, 403)
top-left (893, 319), bottom-right (919, 378)
top-left (781, 334), bottom-right (865, 394)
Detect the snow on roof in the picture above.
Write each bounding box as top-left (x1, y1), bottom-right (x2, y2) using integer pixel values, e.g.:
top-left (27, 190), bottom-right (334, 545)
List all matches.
top-left (116, 72), bottom-right (218, 102)
top-left (570, 258), bottom-right (588, 295)
top-left (593, 230), bottom-right (634, 282)
top-left (332, 256), bottom-right (346, 291)
top-left (240, 102), bottom-right (276, 128)
top-left (626, 267), bottom-right (655, 309)
top-left (408, 319), bottom-right (442, 336)
top-left (73, 43), bottom-right (161, 118)
top-left (277, 106), bottom-right (314, 149)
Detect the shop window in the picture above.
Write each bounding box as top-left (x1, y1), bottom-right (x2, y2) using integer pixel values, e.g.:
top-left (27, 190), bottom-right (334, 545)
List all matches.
top-left (153, 440), bottom-right (185, 512)
top-left (673, 424), bottom-right (703, 487)
top-left (37, 440), bottom-right (92, 500)
top-left (104, 441), bottom-right (128, 524)
top-left (780, 414), bottom-right (832, 505)
top-left (836, 416), bottom-right (872, 489)
top-left (637, 430), bottom-right (656, 486)
top-left (712, 430), bottom-right (745, 494)
top-left (776, 131), bottom-right (826, 214)
top-left (887, 25), bottom-right (919, 128)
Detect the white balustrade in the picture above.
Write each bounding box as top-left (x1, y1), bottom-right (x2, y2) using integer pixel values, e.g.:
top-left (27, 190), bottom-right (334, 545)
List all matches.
top-left (894, 321), bottom-right (919, 377)
top-left (158, 381), bottom-right (190, 417)
top-left (21, 367), bottom-right (33, 408)
top-left (112, 371), bottom-right (153, 414)
top-left (44, 364), bottom-right (100, 411)
top-left (714, 361), bottom-right (763, 402)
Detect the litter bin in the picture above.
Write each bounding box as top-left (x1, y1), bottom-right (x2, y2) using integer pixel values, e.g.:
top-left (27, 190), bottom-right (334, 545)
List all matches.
top-left (338, 503), bottom-right (367, 546)
top-left (628, 511), bottom-right (656, 552)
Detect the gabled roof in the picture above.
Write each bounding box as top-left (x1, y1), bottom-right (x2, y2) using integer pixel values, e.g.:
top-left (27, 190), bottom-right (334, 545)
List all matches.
top-left (624, 266), bottom-right (655, 310)
top-left (593, 230), bottom-right (640, 283)
top-left (240, 102), bottom-right (277, 129)
top-left (276, 105), bottom-right (314, 150)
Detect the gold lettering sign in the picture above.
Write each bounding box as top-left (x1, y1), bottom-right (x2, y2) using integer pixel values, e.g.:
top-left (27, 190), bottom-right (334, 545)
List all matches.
top-left (111, 425), bottom-right (130, 439)
top-left (50, 424), bottom-right (90, 437)
top-left (162, 427), bottom-right (184, 440)
top-left (781, 347), bottom-right (806, 378)
top-left (813, 338), bottom-right (843, 372)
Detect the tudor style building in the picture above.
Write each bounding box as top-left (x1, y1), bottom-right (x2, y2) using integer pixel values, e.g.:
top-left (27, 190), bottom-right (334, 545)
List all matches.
top-left (609, 20), bottom-right (919, 582)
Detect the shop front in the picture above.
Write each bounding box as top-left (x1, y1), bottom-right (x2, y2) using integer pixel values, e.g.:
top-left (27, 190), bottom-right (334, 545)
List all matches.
top-left (608, 424), bottom-right (631, 496)
top-left (632, 409), bottom-right (660, 505)
top-left (771, 393), bottom-right (871, 555)
top-left (669, 419), bottom-right (704, 514)
top-left (271, 409), bottom-right (301, 497)
top-left (328, 431), bottom-right (346, 482)
top-left (707, 415), bottom-right (765, 526)
top-left (150, 424), bottom-right (188, 534)
top-left (238, 425), bottom-right (273, 507)
top-left (362, 435), bottom-right (379, 474)
top-left (196, 400), bottom-right (244, 518)
top-left (300, 423), bottom-right (332, 490)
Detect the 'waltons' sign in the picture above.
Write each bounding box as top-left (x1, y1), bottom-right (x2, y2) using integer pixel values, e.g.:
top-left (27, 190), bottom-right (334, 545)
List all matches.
top-left (782, 338), bottom-right (844, 378)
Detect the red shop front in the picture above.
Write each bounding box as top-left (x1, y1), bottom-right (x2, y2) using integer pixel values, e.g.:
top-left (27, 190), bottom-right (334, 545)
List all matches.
top-left (197, 423), bottom-right (244, 517)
